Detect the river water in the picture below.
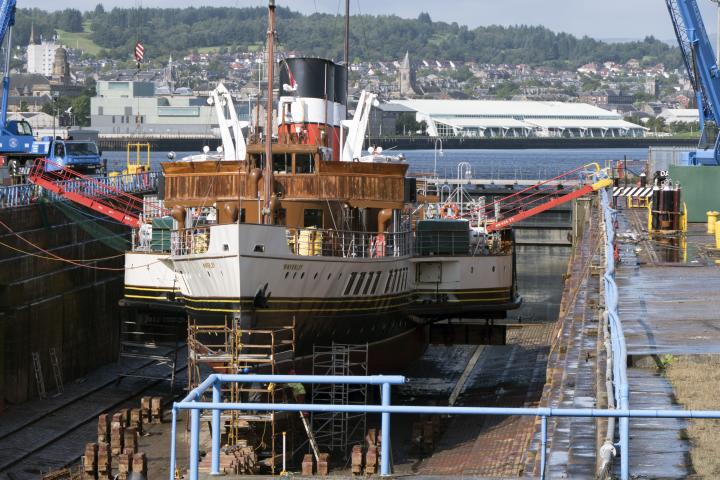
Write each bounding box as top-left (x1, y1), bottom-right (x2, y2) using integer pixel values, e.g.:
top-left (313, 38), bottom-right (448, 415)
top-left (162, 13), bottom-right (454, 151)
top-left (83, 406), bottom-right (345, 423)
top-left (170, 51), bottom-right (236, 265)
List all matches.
top-left (105, 147), bottom-right (647, 323)
top-left (104, 147), bottom-right (648, 179)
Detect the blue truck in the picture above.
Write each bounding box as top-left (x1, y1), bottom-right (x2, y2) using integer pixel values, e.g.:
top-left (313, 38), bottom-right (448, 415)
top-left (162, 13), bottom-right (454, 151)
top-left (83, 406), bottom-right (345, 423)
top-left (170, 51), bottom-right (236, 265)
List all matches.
top-left (29, 137), bottom-right (104, 175)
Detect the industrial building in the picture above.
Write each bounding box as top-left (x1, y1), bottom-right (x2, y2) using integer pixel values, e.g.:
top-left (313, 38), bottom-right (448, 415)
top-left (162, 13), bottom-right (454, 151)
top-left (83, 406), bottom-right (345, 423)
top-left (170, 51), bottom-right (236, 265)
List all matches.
top-left (658, 108), bottom-right (699, 124)
top-left (385, 99), bottom-right (647, 138)
top-left (90, 80), bottom-right (217, 135)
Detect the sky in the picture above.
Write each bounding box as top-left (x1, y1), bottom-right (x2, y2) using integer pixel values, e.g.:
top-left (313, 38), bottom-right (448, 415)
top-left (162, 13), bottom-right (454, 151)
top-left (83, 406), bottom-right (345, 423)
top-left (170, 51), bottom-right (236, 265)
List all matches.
top-left (21, 0), bottom-right (720, 41)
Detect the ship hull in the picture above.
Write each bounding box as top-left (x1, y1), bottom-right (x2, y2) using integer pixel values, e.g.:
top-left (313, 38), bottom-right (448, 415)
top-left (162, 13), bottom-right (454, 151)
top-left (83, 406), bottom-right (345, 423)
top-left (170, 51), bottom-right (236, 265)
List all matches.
top-left (124, 223), bottom-right (519, 355)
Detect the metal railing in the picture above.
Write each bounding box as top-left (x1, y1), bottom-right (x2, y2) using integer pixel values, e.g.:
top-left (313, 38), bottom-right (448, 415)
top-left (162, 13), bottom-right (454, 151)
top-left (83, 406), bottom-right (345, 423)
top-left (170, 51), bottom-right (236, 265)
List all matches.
top-left (171, 227), bottom-right (211, 255)
top-left (286, 228), bottom-right (413, 258)
top-left (0, 172), bottom-right (160, 210)
top-left (172, 373), bottom-right (720, 480)
top-left (599, 186), bottom-right (630, 479)
top-left (170, 225), bottom-right (414, 258)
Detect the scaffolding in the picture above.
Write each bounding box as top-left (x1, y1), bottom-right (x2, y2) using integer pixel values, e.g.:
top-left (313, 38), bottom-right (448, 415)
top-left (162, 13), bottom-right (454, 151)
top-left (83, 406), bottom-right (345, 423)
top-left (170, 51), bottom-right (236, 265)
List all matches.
top-left (187, 316), bottom-right (295, 473)
top-left (118, 312), bottom-right (183, 389)
top-left (311, 343), bottom-right (369, 456)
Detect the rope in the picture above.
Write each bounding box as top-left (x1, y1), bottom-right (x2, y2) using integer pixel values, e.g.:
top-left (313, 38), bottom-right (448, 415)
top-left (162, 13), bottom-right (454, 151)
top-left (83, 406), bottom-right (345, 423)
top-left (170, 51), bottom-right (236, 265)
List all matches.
top-left (0, 217), bottom-right (159, 271)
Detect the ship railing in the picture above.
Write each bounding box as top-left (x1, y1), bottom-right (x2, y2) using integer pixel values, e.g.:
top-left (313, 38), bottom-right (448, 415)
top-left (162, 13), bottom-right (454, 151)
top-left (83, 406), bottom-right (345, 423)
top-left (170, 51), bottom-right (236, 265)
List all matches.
top-left (286, 227), bottom-right (414, 258)
top-left (132, 227), bottom-right (174, 253)
top-left (0, 172), bottom-right (160, 209)
top-left (415, 232), bottom-right (512, 257)
top-left (171, 227), bottom-right (211, 256)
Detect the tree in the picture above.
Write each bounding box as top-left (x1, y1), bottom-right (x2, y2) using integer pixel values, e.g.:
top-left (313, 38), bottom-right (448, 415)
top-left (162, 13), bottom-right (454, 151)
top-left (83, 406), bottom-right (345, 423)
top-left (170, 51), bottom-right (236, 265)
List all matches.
top-left (58, 9), bottom-right (83, 33)
top-left (94, 4), bottom-right (105, 16)
top-left (396, 113), bottom-right (422, 136)
top-left (71, 96), bottom-right (91, 126)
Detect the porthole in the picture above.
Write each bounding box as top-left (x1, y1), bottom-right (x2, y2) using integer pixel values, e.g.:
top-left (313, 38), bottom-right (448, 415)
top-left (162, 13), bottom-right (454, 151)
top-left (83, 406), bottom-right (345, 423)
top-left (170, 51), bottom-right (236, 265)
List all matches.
top-left (327, 273), bottom-right (332, 280)
top-left (314, 272), bottom-right (318, 279)
top-left (492, 266), bottom-right (496, 272)
top-left (470, 266), bottom-right (474, 274)
top-left (301, 272), bottom-right (305, 279)
top-left (293, 272), bottom-right (297, 279)
top-left (285, 272), bottom-right (289, 279)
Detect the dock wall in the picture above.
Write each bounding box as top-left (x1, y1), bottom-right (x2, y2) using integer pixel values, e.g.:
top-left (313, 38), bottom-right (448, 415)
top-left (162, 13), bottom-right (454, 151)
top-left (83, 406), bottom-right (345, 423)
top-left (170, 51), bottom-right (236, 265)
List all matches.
top-left (0, 201), bottom-right (126, 409)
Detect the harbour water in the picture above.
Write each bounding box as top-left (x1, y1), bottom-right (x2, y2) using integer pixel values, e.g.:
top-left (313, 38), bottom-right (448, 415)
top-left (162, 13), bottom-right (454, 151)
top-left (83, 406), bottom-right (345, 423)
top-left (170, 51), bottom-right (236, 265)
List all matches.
top-left (104, 147), bottom-right (649, 179)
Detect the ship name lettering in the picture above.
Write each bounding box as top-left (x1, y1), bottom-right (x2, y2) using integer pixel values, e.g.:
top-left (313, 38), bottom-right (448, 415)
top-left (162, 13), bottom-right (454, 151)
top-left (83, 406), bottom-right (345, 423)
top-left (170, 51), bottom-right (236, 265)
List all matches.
top-left (283, 264), bottom-right (303, 271)
top-left (202, 262), bottom-right (216, 269)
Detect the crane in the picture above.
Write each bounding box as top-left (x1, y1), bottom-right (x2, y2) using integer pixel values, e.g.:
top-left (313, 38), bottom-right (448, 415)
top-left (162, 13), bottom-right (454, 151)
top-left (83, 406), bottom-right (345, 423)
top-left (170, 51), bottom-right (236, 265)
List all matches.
top-left (665, 0), bottom-right (720, 165)
top-left (0, 0), bottom-right (36, 175)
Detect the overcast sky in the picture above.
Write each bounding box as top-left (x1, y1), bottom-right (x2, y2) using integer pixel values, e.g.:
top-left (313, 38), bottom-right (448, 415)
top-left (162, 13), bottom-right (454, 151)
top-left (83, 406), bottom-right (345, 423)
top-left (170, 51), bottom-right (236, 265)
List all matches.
top-left (22, 0), bottom-right (719, 41)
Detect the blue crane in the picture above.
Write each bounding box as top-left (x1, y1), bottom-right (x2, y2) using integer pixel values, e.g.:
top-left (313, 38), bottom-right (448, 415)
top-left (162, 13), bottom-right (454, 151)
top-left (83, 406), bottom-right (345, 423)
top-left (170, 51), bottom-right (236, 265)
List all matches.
top-left (0, 0), bottom-right (37, 179)
top-left (666, 0), bottom-right (720, 165)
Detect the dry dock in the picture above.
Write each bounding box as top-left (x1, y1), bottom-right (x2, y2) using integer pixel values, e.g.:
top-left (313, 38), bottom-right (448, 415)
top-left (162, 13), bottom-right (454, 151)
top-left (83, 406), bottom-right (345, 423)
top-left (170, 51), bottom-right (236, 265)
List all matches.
top-left (530, 200), bottom-right (720, 478)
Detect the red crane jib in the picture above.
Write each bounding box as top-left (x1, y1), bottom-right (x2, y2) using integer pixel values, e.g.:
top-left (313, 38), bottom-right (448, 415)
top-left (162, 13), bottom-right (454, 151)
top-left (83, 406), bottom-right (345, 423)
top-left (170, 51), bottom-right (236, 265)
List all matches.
top-left (27, 158), bottom-right (145, 229)
top-left (486, 184), bottom-right (595, 233)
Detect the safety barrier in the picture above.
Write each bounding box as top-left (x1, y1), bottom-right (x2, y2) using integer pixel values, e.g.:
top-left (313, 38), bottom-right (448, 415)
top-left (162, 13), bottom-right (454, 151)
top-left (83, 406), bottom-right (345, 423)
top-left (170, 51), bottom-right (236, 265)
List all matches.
top-left (599, 186), bottom-right (630, 479)
top-left (173, 373), bottom-right (720, 480)
top-left (0, 172), bottom-right (159, 210)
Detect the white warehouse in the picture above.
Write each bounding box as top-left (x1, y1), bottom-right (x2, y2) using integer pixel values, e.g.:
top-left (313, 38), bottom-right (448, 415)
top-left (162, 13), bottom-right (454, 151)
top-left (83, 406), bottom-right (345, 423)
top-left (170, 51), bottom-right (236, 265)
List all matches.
top-left (389, 99), bottom-right (647, 138)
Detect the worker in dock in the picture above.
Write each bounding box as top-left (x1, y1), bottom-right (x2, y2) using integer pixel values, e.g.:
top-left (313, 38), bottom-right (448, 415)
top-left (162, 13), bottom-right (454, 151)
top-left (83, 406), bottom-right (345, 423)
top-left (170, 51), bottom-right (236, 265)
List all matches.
top-left (287, 369), bottom-right (307, 417)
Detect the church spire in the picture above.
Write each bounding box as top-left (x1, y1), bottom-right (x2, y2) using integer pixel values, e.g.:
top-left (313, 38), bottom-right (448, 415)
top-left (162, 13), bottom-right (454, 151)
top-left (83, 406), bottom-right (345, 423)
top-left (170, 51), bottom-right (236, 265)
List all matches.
top-left (29, 21), bottom-right (36, 45)
top-left (402, 50), bottom-right (410, 69)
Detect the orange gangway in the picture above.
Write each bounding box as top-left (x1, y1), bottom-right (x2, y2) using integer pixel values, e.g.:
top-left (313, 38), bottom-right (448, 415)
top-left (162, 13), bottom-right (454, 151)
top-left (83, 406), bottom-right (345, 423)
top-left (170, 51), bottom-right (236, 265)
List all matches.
top-left (450, 163), bottom-right (612, 232)
top-left (27, 158), bottom-right (162, 228)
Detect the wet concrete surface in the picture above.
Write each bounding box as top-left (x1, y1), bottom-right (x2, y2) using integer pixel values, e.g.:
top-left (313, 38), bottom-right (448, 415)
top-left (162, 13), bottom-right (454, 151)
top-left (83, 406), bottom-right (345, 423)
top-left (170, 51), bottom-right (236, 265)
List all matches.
top-left (617, 212), bottom-right (720, 357)
top-left (621, 369), bottom-right (689, 479)
top-left (394, 324), bottom-right (552, 477)
top-left (612, 208), bottom-right (712, 478)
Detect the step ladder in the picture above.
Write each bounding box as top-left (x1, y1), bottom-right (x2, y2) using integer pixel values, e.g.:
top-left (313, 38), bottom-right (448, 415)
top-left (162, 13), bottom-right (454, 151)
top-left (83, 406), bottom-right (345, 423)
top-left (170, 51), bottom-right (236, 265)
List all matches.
top-left (31, 352), bottom-right (47, 400)
top-left (299, 411), bottom-right (321, 462)
top-left (49, 347), bottom-right (64, 395)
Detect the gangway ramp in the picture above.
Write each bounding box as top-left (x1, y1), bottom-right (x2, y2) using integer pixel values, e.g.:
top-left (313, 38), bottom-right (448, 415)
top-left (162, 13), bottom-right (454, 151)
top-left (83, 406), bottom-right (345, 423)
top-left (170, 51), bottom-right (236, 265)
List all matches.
top-left (27, 158), bottom-right (166, 228)
top-left (448, 163), bottom-right (611, 233)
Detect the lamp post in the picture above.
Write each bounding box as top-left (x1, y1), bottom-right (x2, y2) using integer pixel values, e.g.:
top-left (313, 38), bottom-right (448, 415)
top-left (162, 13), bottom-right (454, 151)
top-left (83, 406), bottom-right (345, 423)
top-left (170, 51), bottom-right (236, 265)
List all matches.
top-left (51, 91), bottom-right (59, 139)
top-left (433, 137), bottom-right (444, 178)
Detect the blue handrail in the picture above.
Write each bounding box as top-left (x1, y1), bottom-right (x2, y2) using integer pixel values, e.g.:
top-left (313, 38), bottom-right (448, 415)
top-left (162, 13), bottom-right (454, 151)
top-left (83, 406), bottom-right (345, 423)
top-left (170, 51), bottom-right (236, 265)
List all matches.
top-left (599, 187), bottom-right (630, 479)
top-left (0, 172), bottom-right (159, 209)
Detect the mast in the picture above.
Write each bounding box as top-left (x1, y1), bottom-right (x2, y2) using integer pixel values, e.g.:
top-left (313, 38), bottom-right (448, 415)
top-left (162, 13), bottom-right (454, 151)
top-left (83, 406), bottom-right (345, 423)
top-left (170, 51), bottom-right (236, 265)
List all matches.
top-left (344, 0), bottom-right (350, 96)
top-left (263, 0), bottom-right (276, 225)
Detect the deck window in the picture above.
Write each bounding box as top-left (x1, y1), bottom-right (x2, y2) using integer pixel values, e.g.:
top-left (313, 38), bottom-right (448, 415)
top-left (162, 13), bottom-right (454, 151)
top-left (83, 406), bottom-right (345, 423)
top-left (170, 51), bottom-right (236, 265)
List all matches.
top-left (295, 153), bottom-right (314, 174)
top-left (303, 209), bottom-right (323, 228)
top-left (249, 154), bottom-right (265, 170)
top-left (272, 153), bottom-right (291, 174)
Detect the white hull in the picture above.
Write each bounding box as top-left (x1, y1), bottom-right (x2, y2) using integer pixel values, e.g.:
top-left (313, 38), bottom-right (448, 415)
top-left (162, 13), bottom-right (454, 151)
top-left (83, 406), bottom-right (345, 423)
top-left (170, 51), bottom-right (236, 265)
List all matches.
top-left (124, 223), bottom-right (518, 351)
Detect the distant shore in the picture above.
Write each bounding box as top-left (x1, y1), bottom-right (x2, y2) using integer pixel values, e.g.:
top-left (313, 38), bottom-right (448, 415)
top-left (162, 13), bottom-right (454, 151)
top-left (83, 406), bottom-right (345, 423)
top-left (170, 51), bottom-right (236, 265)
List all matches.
top-left (98, 135), bottom-right (698, 152)
top-left (367, 136), bottom-right (699, 150)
